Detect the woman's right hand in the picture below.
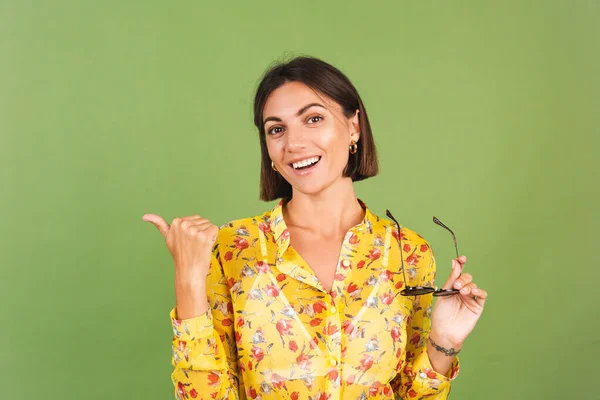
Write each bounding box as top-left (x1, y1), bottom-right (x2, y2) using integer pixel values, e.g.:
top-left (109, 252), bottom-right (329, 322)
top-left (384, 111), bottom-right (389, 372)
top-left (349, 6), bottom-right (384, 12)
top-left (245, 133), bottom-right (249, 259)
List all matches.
top-left (142, 213), bottom-right (219, 318)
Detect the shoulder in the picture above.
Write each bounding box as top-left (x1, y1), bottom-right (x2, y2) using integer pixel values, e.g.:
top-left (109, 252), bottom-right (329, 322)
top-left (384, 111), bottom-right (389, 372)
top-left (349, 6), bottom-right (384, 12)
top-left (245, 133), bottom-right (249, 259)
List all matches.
top-left (209, 210), bottom-right (271, 272)
top-left (215, 209), bottom-right (272, 244)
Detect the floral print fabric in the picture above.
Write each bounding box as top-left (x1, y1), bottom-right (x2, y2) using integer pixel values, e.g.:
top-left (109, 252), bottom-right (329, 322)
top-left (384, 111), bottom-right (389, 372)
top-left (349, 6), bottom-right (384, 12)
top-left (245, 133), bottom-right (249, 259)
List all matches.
top-left (170, 199), bottom-right (459, 399)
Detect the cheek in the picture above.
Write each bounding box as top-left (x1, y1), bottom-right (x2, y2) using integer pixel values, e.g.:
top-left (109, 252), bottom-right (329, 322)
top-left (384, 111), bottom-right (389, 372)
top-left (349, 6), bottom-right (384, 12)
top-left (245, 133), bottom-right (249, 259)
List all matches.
top-left (320, 130), bottom-right (349, 161)
top-left (265, 138), bottom-right (283, 159)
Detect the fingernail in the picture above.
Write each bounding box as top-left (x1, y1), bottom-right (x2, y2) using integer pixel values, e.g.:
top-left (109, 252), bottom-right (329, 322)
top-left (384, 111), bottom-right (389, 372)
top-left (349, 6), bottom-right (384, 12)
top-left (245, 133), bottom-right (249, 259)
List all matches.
top-left (473, 288), bottom-right (479, 294)
top-left (461, 287), bottom-right (469, 294)
top-left (455, 282), bottom-right (463, 289)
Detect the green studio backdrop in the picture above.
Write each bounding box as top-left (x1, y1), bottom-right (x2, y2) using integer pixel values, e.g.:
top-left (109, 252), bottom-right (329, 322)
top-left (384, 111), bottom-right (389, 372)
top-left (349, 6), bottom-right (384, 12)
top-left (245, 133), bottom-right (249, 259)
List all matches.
top-left (1, 1), bottom-right (598, 399)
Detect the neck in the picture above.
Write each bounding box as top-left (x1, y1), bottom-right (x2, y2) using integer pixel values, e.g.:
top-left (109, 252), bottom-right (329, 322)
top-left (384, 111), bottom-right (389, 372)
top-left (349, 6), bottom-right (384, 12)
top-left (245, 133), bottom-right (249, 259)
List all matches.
top-left (283, 178), bottom-right (365, 239)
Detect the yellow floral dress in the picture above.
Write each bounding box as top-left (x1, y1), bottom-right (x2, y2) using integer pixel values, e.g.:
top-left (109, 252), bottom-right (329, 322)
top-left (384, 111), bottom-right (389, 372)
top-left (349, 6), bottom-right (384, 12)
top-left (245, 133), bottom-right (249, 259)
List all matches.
top-left (170, 199), bottom-right (459, 399)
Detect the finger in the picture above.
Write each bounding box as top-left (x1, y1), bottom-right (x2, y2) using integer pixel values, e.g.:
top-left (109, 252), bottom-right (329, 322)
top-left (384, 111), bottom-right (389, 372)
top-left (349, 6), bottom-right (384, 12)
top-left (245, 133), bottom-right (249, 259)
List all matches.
top-left (180, 218), bottom-right (213, 230)
top-left (472, 287), bottom-right (488, 305)
top-left (441, 259), bottom-right (463, 290)
top-left (189, 222), bottom-right (219, 243)
top-left (191, 221), bottom-right (216, 232)
top-left (192, 218), bottom-right (210, 227)
top-left (142, 214), bottom-right (170, 239)
top-left (458, 281), bottom-right (478, 296)
top-left (453, 273), bottom-right (473, 291)
top-left (179, 215), bottom-right (204, 220)
top-left (453, 258), bottom-right (466, 271)
top-left (179, 216), bottom-right (210, 227)
top-left (457, 255), bottom-right (467, 265)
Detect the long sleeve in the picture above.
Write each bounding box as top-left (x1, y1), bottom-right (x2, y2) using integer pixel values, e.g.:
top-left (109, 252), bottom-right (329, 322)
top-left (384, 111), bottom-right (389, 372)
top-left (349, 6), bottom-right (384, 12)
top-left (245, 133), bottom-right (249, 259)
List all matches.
top-left (391, 240), bottom-right (460, 399)
top-left (170, 235), bottom-right (245, 400)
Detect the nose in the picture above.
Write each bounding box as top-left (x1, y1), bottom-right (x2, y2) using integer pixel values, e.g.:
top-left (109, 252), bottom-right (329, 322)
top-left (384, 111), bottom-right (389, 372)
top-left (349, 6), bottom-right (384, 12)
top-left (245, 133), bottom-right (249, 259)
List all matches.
top-left (285, 125), bottom-right (308, 152)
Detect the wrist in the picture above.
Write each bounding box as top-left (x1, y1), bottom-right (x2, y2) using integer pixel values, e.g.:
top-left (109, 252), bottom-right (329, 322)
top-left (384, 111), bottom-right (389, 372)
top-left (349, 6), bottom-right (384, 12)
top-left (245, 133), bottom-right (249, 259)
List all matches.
top-left (429, 329), bottom-right (463, 350)
top-left (174, 279), bottom-right (209, 320)
top-left (426, 333), bottom-right (459, 376)
top-left (175, 270), bottom-right (208, 289)
top-left (428, 336), bottom-right (461, 358)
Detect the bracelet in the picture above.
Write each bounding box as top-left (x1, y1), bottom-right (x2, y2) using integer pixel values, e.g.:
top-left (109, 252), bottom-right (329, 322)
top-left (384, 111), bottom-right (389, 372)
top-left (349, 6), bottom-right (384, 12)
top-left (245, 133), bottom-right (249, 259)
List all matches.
top-left (429, 336), bottom-right (461, 357)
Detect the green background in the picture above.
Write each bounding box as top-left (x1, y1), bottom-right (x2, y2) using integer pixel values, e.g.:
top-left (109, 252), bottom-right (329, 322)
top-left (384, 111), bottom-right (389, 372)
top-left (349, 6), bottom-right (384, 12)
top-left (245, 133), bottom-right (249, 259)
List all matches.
top-left (1, 1), bottom-right (598, 399)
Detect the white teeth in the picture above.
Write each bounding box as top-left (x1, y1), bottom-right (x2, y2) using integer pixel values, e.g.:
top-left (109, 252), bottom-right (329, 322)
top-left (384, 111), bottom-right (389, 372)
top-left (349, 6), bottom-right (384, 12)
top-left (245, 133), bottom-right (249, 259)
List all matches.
top-left (292, 156), bottom-right (320, 169)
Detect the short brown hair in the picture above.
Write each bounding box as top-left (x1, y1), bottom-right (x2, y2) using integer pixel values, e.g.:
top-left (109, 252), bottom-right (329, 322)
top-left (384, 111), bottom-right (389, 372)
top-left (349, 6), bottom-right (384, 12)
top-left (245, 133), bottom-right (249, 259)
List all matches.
top-left (253, 56), bottom-right (379, 202)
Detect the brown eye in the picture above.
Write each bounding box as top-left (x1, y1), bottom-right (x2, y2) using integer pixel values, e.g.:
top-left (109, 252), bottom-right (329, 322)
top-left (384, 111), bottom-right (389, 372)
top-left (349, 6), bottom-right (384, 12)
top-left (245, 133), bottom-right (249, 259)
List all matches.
top-left (307, 116), bottom-right (323, 124)
top-left (267, 126), bottom-right (284, 135)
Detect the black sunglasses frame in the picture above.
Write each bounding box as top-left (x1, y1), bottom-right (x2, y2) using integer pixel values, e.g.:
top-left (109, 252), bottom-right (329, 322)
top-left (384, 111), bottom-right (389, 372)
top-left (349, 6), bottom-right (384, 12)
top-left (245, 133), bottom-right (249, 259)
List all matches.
top-left (386, 209), bottom-right (461, 297)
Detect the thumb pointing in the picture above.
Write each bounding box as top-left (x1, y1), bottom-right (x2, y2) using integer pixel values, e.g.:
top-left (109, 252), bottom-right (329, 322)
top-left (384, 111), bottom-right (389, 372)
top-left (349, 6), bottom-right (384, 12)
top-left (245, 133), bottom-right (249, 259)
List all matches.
top-left (142, 214), bottom-right (170, 239)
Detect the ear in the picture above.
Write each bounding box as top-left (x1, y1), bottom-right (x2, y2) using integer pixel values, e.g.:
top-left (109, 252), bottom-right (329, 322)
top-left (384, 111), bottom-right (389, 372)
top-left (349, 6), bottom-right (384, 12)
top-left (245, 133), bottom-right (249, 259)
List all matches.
top-left (350, 109), bottom-right (360, 142)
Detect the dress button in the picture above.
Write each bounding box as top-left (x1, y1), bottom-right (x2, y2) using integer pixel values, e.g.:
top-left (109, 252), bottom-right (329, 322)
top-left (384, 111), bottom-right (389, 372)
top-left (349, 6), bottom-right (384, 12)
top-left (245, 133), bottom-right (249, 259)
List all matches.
top-left (330, 306), bottom-right (337, 314)
top-left (330, 358), bottom-right (338, 366)
top-left (341, 259), bottom-right (351, 267)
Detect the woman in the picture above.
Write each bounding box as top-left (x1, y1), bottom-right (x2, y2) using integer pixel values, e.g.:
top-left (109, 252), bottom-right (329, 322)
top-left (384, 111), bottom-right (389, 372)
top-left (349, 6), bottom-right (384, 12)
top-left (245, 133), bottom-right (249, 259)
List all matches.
top-left (143, 56), bottom-right (487, 399)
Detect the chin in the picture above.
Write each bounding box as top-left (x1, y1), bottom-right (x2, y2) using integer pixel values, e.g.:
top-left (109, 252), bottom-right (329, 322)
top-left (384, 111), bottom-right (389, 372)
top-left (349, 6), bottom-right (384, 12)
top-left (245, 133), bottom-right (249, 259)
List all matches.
top-left (293, 187), bottom-right (324, 198)
top-left (290, 179), bottom-right (339, 198)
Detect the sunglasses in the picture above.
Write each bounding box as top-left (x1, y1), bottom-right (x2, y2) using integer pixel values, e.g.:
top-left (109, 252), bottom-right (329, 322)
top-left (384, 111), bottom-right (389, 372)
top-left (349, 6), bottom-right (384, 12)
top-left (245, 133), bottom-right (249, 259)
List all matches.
top-left (386, 209), bottom-right (461, 297)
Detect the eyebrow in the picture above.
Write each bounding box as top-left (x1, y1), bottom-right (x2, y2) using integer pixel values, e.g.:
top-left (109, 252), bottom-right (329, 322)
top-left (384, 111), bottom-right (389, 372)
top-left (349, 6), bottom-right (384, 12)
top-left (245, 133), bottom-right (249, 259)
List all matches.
top-left (263, 102), bottom-right (326, 126)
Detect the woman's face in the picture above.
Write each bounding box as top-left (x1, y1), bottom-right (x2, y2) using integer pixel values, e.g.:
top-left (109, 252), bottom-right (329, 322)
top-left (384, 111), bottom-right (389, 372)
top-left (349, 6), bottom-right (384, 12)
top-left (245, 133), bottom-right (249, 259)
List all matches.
top-left (263, 81), bottom-right (360, 197)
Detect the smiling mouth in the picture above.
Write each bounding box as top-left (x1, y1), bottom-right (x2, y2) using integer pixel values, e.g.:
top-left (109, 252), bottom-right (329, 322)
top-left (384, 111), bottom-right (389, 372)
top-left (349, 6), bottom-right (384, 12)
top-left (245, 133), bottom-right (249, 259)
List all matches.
top-left (290, 156), bottom-right (321, 170)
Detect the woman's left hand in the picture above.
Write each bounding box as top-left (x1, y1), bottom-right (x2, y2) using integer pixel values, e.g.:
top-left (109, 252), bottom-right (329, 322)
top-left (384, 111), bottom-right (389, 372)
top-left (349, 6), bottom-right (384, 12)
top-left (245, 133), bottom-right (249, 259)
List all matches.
top-left (430, 255), bottom-right (487, 349)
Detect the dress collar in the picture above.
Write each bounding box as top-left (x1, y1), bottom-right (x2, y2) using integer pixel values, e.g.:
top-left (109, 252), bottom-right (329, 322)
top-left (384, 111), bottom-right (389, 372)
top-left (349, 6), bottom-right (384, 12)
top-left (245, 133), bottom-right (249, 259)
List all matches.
top-left (268, 197), bottom-right (375, 255)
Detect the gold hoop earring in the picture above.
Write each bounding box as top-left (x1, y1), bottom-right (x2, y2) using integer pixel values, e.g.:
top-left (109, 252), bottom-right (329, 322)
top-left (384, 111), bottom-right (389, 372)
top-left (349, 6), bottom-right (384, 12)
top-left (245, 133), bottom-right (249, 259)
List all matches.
top-left (271, 161), bottom-right (278, 172)
top-left (349, 140), bottom-right (358, 155)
